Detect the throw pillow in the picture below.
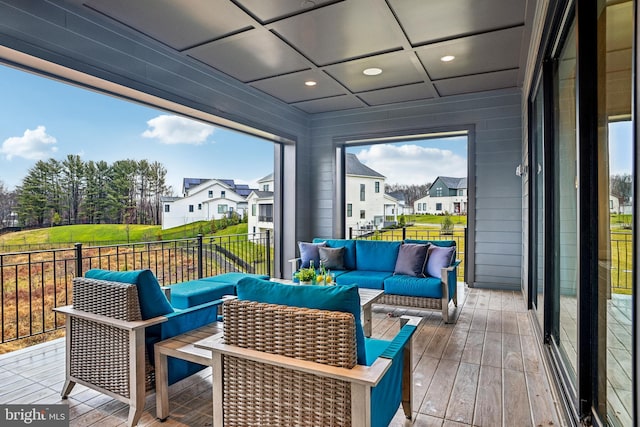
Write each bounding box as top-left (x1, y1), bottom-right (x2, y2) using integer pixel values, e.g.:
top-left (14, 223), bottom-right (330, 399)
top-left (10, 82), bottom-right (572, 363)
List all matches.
top-left (425, 245), bottom-right (456, 279)
top-left (319, 246), bottom-right (345, 270)
top-left (393, 243), bottom-right (429, 277)
top-left (298, 241), bottom-right (326, 268)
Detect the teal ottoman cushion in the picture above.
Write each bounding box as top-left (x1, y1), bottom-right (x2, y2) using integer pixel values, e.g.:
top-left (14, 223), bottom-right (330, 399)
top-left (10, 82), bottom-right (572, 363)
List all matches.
top-left (169, 280), bottom-right (235, 309)
top-left (199, 272), bottom-right (269, 285)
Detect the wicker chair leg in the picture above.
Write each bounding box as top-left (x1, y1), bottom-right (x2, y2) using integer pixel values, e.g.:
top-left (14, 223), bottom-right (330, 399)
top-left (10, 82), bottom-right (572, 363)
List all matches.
top-left (61, 380), bottom-right (75, 399)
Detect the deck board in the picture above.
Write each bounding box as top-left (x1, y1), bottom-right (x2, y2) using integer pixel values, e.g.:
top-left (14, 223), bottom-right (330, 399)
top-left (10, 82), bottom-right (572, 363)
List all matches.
top-left (0, 283), bottom-right (564, 426)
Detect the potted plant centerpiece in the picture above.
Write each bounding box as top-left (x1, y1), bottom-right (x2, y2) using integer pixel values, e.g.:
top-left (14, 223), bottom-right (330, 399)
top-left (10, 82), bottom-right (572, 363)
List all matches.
top-left (296, 267), bottom-right (316, 284)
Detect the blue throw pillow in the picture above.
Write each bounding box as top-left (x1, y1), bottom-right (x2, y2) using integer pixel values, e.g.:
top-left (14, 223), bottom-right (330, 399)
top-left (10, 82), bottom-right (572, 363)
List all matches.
top-left (393, 243), bottom-right (429, 277)
top-left (236, 277), bottom-right (367, 365)
top-left (425, 246), bottom-right (456, 278)
top-left (85, 269), bottom-right (174, 319)
top-left (298, 241), bottom-right (326, 268)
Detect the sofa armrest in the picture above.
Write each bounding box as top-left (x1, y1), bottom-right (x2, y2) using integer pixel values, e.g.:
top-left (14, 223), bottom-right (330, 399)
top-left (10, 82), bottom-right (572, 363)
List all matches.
top-left (160, 298), bottom-right (225, 339)
top-left (200, 337), bottom-right (392, 386)
top-left (54, 305), bottom-right (166, 331)
top-left (288, 257), bottom-right (301, 272)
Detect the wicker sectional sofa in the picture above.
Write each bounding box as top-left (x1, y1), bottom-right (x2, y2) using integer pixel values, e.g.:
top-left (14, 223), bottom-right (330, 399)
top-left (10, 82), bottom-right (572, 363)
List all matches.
top-left (293, 238), bottom-right (460, 323)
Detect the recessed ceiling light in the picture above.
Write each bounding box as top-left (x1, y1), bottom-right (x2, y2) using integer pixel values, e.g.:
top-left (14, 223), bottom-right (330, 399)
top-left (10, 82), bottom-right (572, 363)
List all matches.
top-left (305, 80), bottom-right (317, 86)
top-left (363, 67), bottom-right (383, 76)
top-left (440, 55), bottom-right (455, 62)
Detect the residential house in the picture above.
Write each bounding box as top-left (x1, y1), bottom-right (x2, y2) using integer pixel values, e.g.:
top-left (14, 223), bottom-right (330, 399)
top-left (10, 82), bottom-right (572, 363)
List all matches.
top-left (161, 178), bottom-right (254, 229)
top-left (414, 176), bottom-right (467, 215)
top-left (2, 1), bottom-right (637, 424)
top-left (247, 173), bottom-right (274, 241)
top-left (386, 190), bottom-right (413, 216)
top-left (344, 153), bottom-right (389, 234)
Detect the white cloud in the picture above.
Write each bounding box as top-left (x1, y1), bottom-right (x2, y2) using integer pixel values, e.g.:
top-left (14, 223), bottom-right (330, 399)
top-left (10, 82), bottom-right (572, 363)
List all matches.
top-left (142, 114), bottom-right (214, 145)
top-left (355, 143), bottom-right (467, 185)
top-left (1, 126), bottom-right (58, 160)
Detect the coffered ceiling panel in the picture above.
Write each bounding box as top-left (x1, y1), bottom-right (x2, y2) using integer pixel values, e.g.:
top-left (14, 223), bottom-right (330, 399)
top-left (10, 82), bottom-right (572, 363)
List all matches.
top-left (85, 0), bottom-right (253, 50)
top-left (417, 27), bottom-right (523, 80)
top-left (233, 0), bottom-right (339, 23)
top-left (291, 95), bottom-right (366, 114)
top-left (324, 51), bottom-right (425, 93)
top-left (187, 29), bottom-right (310, 82)
top-left (434, 69), bottom-right (518, 96)
top-left (270, 0), bottom-right (404, 66)
top-left (388, 0), bottom-right (527, 45)
top-left (73, 0), bottom-right (534, 114)
top-left (358, 83), bottom-right (434, 106)
top-left (249, 70), bottom-right (345, 103)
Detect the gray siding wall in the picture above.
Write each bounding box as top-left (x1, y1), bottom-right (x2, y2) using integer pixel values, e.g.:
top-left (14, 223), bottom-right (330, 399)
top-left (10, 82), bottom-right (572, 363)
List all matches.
top-left (310, 89), bottom-right (523, 290)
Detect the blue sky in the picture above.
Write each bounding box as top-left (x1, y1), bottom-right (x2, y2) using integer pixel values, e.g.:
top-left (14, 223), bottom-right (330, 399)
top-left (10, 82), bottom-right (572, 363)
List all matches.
top-left (0, 64), bottom-right (273, 193)
top-left (0, 63), bottom-right (470, 192)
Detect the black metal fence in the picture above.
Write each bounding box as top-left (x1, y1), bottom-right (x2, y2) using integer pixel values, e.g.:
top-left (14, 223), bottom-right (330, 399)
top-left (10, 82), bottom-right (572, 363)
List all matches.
top-left (0, 231), bottom-right (272, 346)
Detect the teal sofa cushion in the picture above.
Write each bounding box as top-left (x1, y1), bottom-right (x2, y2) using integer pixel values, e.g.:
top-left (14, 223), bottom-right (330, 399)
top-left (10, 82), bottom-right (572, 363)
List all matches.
top-left (85, 269), bottom-right (173, 319)
top-left (313, 238), bottom-right (357, 270)
top-left (355, 240), bottom-right (401, 272)
top-left (236, 277), bottom-right (367, 366)
top-left (336, 270), bottom-right (392, 290)
top-left (383, 275), bottom-right (444, 299)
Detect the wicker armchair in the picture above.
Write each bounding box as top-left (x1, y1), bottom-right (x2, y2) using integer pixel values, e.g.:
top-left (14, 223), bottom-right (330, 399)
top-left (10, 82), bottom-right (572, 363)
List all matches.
top-left (54, 271), bottom-right (222, 427)
top-left (202, 279), bottom-right (420, 427)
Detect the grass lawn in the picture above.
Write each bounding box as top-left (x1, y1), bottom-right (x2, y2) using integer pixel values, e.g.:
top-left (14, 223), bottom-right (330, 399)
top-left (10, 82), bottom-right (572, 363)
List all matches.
top-left (405, 214), bottom-right (467, 226)
top-left (0, 224), bottom-right (160, 247)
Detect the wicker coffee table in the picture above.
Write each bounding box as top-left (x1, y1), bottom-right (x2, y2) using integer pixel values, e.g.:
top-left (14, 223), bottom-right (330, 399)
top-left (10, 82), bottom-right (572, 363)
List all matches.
top-left (269, 278), bottom-right (383, 337)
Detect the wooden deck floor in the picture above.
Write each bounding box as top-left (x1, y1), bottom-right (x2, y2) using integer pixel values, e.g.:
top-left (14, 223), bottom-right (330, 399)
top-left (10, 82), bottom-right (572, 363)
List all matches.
top-left (0, 284), bottom-right (563, 426)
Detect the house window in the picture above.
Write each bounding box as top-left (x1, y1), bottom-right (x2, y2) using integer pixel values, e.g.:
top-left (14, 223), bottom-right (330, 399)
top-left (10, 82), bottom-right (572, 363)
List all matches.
top-left (188, 205), bottom-right (194, 212)
top-left (263, 184), bottom-right (269, 191)
top-left (436, 188), bottom-right (442, 197)
top-left (208, 190), bottom-right (213, 198)
top-left (164, 204), bottom-right (170, 213)
top-left (198, 203), bottom-right (202, 210)
top-left (221, 190), bottom-right (226, 198)
top-left (360, 210), bottom-right (365, 219)
top-left (360, 184), bottom-right (365, 201)
top-left (252, 204), bottom-right (256, 216)
top-left (218, 204), bottom-right (227, 213)
top-left (459, 189), bottom-right (465, 196)
top-left (347, 204), bottom-right (352, 217)
top-left (422, 203), bottom-right (427, 211)
top-left (375, 181), bottom-right (380, 193)
top-left (436, 203), bottom-right (442, 211)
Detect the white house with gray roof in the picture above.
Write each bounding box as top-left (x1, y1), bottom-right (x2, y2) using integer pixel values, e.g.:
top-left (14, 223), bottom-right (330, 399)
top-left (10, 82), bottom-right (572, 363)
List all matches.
top-left (414, 176), bottom-right (467, 215)
top-left (246, 173), bottom-right (274, 242)
top-left (161, 178), bottom-right (255, 229)
top-left (345, 153), bottom-right (395, 235)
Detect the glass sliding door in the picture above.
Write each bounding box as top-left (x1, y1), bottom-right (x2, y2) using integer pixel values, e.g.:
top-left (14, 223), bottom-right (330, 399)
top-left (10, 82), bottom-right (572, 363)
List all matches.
top-left (553, 20), bottom-right (578, 387)
top-left (596, 1), bottom-right (633, 424)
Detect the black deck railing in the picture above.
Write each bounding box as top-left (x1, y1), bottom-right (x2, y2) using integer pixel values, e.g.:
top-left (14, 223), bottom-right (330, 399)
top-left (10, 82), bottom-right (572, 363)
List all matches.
top-left (0, 231), bottom-right (272, 346)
